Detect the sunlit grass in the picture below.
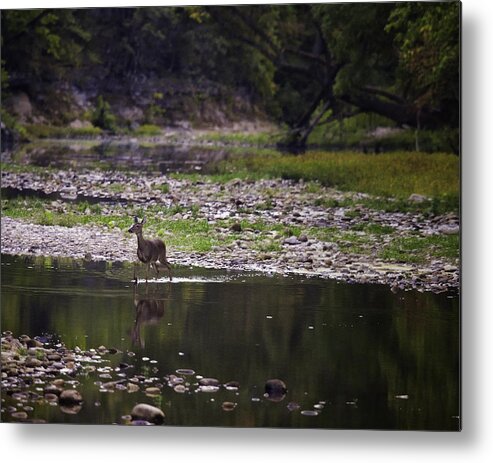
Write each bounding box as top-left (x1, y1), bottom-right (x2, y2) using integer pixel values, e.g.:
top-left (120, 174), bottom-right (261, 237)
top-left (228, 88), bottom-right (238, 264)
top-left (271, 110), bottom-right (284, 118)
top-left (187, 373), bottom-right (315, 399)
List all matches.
top-left (213, 150), bottom-right (459, 211)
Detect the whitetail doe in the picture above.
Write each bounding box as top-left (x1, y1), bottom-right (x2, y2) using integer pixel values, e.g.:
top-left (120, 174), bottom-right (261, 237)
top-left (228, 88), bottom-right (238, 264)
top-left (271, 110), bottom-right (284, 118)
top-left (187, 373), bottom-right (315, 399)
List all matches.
top-left (128, 216), bottom-right (172, 282)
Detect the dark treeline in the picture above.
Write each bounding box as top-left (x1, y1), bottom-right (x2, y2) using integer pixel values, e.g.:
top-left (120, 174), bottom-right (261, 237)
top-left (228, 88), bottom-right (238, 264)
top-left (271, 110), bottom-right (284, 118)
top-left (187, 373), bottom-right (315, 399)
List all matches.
top-left (1, 2), bottom-right (460, 150)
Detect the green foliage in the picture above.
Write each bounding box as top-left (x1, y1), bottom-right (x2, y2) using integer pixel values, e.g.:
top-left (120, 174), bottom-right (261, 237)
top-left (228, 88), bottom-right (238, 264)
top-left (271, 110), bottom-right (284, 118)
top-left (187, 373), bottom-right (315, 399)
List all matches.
top-left (1, 59), bottom-right (9, 92)
top-left (314, 3), bottom-right (396, 97)
top-left (1, 9), bottom-right (92, 80)
top-left (386, 2), bottom-right (460, 118)
top-left (23, 124), bottom-right (102, 139)
top-left (91, 96), bottom-right (116, 132)
top-left (1, 4), bottom-right (459, 144)
top-left (1, 108), bottom-right (28, 140)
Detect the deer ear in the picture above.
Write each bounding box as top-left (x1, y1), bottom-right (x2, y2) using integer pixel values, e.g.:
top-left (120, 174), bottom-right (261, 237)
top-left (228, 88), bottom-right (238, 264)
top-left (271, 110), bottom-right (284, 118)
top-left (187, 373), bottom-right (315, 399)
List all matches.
top-left (133, 216), bottom-right (139, 223)
top-left (141, 217), bottom-right (147, 224)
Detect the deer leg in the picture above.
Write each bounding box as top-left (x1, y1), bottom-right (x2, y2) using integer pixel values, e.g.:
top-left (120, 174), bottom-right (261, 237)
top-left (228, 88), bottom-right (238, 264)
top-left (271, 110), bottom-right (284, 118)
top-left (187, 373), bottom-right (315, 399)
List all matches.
top-left (164, 260), bottom-right (173, 281)
top-left (145, 263), bottom-right (150, 283)
top-left (133, 261), bottom-right (138, 284)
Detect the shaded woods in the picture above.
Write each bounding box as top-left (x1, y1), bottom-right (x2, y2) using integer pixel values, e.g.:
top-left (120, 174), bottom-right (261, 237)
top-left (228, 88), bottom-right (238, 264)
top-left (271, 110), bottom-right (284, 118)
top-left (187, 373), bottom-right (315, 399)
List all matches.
top-left (1, 2), bottom-right (460, 151)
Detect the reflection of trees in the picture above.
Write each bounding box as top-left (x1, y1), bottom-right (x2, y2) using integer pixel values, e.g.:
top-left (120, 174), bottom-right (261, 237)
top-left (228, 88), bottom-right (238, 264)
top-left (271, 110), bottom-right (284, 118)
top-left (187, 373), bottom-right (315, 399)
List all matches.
top-left (2, 256), bottom-right (459, 429)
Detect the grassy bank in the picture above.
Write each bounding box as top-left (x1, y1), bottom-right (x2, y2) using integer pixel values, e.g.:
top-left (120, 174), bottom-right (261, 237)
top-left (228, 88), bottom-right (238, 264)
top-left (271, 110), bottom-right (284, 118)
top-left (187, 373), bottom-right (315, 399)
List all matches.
top-left (1, 195), bottom-right (459, 264)
top-left (213, 151), bottom-right (459, 198)
top-left (210, 150), bottom-right (459, 213)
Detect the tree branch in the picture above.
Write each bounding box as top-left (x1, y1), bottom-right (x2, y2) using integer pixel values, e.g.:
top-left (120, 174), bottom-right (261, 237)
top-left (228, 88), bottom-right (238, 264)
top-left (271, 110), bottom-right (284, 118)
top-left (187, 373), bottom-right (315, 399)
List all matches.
top-left (338, 92), bottom-right (441, 128)
top-left (360, 86), bottom-right (406, 104)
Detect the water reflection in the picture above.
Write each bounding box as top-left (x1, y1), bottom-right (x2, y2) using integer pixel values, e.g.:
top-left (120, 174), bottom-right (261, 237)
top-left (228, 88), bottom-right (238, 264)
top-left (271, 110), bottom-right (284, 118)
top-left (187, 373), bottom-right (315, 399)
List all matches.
top-left (130, 285), bottom-right (170, 348)
top-left (3, 140), bottom-right (238, 174)
top-left (0, 255), bottom-right (460, 430)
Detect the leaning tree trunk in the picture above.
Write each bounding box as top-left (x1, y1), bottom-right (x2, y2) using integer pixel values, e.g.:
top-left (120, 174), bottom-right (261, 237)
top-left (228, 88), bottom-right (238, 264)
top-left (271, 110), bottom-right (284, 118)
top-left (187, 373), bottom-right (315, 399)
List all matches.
top-left (278, 87), bottom-right (334, 153)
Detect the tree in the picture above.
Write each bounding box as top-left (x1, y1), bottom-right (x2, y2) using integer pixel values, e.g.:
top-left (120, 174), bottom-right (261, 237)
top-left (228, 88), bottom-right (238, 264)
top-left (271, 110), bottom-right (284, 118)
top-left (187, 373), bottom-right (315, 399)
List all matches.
top-left (1, 9), bottom-right (91, 83)
top-left (207, 2), bottom-right (460, 151)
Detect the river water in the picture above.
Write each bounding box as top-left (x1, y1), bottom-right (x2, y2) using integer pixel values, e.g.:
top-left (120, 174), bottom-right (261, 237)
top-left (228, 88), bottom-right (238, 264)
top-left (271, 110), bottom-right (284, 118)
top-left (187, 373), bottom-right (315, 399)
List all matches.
top-left (1, 254), bottom-right (460, 430)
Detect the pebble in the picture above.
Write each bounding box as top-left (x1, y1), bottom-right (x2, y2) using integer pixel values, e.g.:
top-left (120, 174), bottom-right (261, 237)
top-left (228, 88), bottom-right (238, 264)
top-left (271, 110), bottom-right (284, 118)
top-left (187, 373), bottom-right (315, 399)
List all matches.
top-left (11, 411), bottom-right (28, 420)
top-left (221, 402), bottom-right (237, 411)
top-left (300, 410), bottom-right (319, 416)
top-left (287, 402), bottom-right (301, 411)
top-left (198, 385), bottom-right (220, 393)
top-left (145, 387), bottom-right (161, 396)
top-left (127, 383), bottom-right (140, 393)
top-left (199, 378), bottom-right (220, 387)
top-left (224, 381), bottom-right (240, 391)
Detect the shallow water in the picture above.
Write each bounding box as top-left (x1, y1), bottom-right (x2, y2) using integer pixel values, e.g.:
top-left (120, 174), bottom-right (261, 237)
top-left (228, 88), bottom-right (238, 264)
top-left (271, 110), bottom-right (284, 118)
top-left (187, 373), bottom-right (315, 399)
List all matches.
top-left (4, 140), bottom-right (238, 174)
top-left (1, 254), bottom-right (460, 429)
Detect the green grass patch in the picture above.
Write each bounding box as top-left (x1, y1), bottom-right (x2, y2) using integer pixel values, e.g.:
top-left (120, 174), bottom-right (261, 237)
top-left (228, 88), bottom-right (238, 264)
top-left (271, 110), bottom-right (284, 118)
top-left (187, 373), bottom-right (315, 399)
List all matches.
top-left (153, 218), bottom-right (223, 253)
top-left (379, 234), bottom-right (459, 264)
top-left (23, 124), bottom-right (103, 139)
top-left (133, 124), bottom-right (162, 136)
top-left (0, 162), bottom-right (54, 175)
top-left (213, 150), bottom-right (459, 213)
top-left (216, 151), bottom-right (458, 198)
top-left (1, 196), bottom-right (231, 254)
top-left (351, 222), bottom-right (394, 234)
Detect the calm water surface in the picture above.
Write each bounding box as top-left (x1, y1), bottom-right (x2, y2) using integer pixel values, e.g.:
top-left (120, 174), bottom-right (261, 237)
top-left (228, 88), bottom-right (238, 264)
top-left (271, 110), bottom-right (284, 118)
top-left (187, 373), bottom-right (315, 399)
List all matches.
top-left (1, 254), bottom-right (460, 430)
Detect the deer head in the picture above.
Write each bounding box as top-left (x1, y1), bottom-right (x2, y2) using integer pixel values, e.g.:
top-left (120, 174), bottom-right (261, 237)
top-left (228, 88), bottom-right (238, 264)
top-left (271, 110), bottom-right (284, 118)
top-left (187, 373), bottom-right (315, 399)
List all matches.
top-left (128, 216), bottom-right (146, 234)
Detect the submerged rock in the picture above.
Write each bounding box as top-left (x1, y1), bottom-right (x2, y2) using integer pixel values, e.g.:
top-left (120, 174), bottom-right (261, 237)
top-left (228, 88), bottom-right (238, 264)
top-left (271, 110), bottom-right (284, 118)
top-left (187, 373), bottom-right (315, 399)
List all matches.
top-left (199, 377), bottom-right (220, 387)
top-left (130, 403), bottom-right (165, 425)
top-left (264, 379), bottom-right (287, 402)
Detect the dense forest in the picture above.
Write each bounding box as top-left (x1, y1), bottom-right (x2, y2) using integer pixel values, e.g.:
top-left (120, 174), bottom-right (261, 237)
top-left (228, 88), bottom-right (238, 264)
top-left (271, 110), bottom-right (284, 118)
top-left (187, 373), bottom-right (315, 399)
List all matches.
top-left (1, 2), bottom-right (460, 151)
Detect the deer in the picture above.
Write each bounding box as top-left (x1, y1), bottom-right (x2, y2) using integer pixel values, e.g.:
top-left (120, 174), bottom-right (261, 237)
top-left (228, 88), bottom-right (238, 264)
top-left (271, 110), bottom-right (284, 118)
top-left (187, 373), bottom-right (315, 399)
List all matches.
top-left (128, 216), bottom-right (172, 283)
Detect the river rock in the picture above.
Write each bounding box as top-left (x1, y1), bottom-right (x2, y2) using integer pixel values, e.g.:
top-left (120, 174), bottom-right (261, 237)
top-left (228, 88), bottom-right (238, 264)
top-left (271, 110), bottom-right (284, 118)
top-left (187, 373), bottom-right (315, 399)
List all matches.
top-left (284, 236), bottom-right (301, 245)
top-left (145, 387), bottom-right (161, 396)
top-left (264, 379), bottom-right (287, 402)
top-left (59, 389), bottom-right (83, 405)
top-left (224, 381), bottom-right (240, 390)
top-left (221, 402), bottom-right (237, 411)
top-left (408, 193), bottom-right (427, 203)
top-left (199, 377), bottom-right (220, 387)
top-left (127, 383), bottom-right (140, 393)
top-left (131, 403), bottom-right (165, 425)
top-left (25, 357), bottom-right (42, 368)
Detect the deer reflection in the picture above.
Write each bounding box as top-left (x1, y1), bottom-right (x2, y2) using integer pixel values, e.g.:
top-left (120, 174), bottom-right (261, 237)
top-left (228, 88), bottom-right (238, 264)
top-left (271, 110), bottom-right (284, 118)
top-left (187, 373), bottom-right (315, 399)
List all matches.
top-left (130, 284), bottom-right (171, 348)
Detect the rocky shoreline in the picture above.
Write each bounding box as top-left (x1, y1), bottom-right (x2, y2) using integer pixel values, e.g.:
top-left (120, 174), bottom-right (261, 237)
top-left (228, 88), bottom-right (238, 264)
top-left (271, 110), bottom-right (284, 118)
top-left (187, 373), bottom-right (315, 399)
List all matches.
top-left (1, 331), bottom-right (312, 424)
top-left (1, 168), bottom-right (460, 294)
